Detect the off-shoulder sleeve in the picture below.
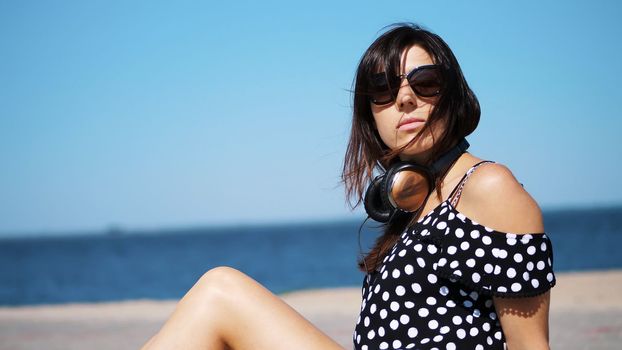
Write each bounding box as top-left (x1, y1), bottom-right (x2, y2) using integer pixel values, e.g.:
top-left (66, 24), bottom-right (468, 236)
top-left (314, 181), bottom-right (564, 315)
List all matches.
top-left (420, 224), bottom-right (556, 298)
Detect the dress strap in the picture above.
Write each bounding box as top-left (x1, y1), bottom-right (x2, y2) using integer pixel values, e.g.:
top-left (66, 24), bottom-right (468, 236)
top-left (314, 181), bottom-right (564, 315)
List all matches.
top-left (448, 160), bottom-right (496, 207)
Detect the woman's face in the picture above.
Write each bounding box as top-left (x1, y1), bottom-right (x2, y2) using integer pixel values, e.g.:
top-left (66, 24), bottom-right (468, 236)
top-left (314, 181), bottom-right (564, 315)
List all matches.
top-left (371, 45), bottom-right (445, 163)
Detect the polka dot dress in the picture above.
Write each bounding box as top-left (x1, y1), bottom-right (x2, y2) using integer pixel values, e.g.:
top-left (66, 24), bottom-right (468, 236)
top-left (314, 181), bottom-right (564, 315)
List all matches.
top-left (353, 161), bottom-right (556, 350)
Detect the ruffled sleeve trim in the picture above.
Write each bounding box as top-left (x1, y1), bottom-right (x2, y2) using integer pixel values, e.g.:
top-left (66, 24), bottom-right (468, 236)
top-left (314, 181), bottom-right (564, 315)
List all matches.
top-left (414, 201), bottom-right (556, 298)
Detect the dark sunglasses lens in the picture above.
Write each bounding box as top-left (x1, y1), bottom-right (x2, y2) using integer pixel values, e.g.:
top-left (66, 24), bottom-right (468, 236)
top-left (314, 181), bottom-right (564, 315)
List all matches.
top-left (409, 67), bottom-right (442, 97)
top-left (370, 90), bottom-right (395, 105)
top-left (369, 74), bottom-right (399, 105)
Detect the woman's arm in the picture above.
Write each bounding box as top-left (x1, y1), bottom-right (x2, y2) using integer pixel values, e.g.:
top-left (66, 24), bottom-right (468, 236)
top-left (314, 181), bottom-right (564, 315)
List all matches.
top-left (456, 162), bottom-right (551, 350)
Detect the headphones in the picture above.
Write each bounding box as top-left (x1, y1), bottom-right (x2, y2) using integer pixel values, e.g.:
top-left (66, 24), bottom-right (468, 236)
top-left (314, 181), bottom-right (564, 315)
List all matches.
top-left (363, 138), bottom-right (470, 223)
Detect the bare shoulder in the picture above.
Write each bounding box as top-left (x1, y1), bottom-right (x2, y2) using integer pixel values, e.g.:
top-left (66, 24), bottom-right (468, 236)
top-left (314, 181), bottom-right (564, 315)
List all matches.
top-left (456, 162), bottom-right (545, 234)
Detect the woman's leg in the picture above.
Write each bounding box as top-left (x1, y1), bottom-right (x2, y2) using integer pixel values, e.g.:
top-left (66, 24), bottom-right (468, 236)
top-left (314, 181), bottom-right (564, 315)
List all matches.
top-left (141, 266), bottom-right (347, 350)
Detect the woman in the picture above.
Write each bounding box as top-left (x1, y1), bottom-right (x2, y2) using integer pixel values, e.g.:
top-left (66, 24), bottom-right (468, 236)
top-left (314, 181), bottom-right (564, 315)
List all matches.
top-left (141, 23), bottom-right (554, 350)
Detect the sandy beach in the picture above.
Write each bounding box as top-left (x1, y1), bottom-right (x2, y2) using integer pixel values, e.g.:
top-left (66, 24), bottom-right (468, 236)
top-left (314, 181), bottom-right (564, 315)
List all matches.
top-left (1, 269), bottom-right (620, 349)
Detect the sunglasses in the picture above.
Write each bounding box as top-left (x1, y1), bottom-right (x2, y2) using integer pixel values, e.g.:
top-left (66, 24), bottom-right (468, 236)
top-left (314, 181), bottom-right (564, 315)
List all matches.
top-left (369, 64), bottom-right (443, 105)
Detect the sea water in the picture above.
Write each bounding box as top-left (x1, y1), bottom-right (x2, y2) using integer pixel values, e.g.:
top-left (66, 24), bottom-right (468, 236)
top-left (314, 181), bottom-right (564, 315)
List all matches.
top-left (0, 206), bottom-right (620, 306)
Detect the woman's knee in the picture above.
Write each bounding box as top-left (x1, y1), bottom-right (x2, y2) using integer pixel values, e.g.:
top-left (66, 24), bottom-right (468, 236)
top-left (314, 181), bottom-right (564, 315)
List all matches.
top-left (194, 266), bottom-right (249, 299)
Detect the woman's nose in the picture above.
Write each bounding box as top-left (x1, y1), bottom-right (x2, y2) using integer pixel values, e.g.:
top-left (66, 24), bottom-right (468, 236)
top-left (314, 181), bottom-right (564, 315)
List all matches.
top-left (396, 80), bottom-right (417, 111)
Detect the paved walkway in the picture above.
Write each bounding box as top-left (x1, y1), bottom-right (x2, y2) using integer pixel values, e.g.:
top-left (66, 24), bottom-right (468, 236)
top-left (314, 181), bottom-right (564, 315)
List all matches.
top-left (0, 270), bottom-right (620, 349)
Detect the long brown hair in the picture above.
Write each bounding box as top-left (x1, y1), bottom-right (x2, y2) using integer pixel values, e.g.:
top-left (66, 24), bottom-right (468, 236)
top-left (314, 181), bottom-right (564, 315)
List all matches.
top-left (342, 23), bottom-right (481, 273)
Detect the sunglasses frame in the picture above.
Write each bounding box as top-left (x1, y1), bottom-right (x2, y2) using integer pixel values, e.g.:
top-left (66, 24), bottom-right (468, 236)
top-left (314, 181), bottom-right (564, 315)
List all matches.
top-left (369, 64), bottom-right (442, 105)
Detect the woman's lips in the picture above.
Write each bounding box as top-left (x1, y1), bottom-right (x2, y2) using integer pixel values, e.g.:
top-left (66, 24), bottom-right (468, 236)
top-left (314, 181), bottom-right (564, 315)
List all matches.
top-left (397, 118), bottom-right (425, 131)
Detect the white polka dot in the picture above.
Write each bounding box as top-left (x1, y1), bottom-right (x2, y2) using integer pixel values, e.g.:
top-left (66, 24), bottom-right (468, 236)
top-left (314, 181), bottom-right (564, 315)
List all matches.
top-left (418, 308), bottom-right (429, 317)
top-left (507, 238), bottom-right (517, 246)
top-left (513, 253), bottom-right (523, 263)
top-left (439, 286), bottom-right (449, 296)
top-left (378, 326), bottom-right (385, 336)
top-left (541, 242), bottom-right (548, 251)
top-left (463, 300), bottom-right (473, 308)
top-left (398, 249), bottom-right (407, 257)
top-left (404, 264), bottom-right (414, 275)
top-left (367, 330), bottom-right (375, 339)
top-left (526, 261), bottom-right (534, 271)
top-left (457, 328), bottom-right (466, 339)
top-left (446, 300), bottom-right (457, 307)
top-left (495, 331), bottom-right (502, 340)
top-left (460, 241), bottom-right (470, 250)
top-left (400, 314), bottom-right (410, 324)
top-left (489, 312), bottom-right (497, 320)
top-left (470, 327), bottom-right (479, 336)
top-left (472, 272), bottom-right (481, 283)
top-left (428, 274), bottom-right (438, 284)
top-left (392, 269), bottom-right (401, 278)
top-left (498, 249), bottom-right (508, 259)
top-left (379, 341), bottom-right (388, 349)
top-left (448, 212), bottom-right (455, 220)
top-left (389, 254), bottom-right (395, 262)
top-left (382, 270), bottom-right (388, 279)
top-left (506, 268), bottom-right (516, 278)
top-left (414, 244), bottom-right (423, 252)
top-left (482, 322), bottom-right (491, 331)
top-left (424, 297), bottom-right (436, 306)
top-left (527, 246), bottom-right (536, 255)
top-left (392, 340), bottom-right (402, 349)
top-left (466, 258), bottom-right (476, 268)
top-left (523, 272), bottom-right (530, 281)
top-left (433, 335), bottom-right (443, 342)
top-left (412, 283), bottom-right (422, 293)
top-left (438, 258), bottom-right (447, 266)
top-left (475, 248), bottom-right (485, 257)
top-left (428, 245), bottom-right (438, 254)
top-left (450, 260), bottom-right (459, 269)
top-left (440, 326), bottom-right (450, 334)
top-left (476, 345), bottom-right (484, 350)
top-left (382, 291), bottom-right (389, 301)
top-left (390, 301), bottom-right (400, 311)
top-left (396, 285), bottom-right (406, 296)
top-left (437, 221), bottom-right (447, 229)
top-left (484, 263), bottom-right (493, 274)
top-left (497, 286), bottom-right (507, 293)
top-left (531, 279), bottom-right (540, 288)
top-left (547, 273), bottom-right (554, 282)
top-left (470, 230), bottom-right (480, 239)
top-left (362, 345), bottom-right (368, 350)
top-left (447, 246), bottom-right (457, 255)
top-left (452, 315), bottom-right (462, 325)
top-left (380, 309), bottom-right (387, 319)
top-left (511, 283), bottom-right (522, 292)
top-left (390, 319), bottom-right (399, 330)
top-left (493, 265), bottom-right (501, 275)
top-left (437, 307), bottom-right (447, 315)
top-left (428, 320), bottom-right (439, 329)
top-left (405, 301), bottom-right (415, 308)
top-left (473, 309), bottom-right (481, 317)
top-left (482, 236), bottom-right (492, 245)
top-left (421, 338), bottom-right (430, 344)
top-left (466, 315), bottom-right (474, 324)
top-left (364, 316), bottom-right (369, 326)
top-left (417, 257), bottom-right (426, 268)
top-left (446, 343), bottom-right (456, 350)
top-left (537, 261), bottom-right (545, 270)
top-left (455, 228), bottom-right (464, 238)
top-left (408, 327), bottom-right (418, 338)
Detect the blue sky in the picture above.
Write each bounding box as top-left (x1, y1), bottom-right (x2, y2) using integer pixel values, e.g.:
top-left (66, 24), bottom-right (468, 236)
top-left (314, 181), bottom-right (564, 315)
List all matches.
top-left (1, 0), bottom-right (621, 235)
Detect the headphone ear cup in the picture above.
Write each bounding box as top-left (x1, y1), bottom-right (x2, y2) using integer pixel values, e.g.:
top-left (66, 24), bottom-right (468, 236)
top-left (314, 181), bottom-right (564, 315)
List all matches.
top-left (364, 174), bottom-right (393, 223)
